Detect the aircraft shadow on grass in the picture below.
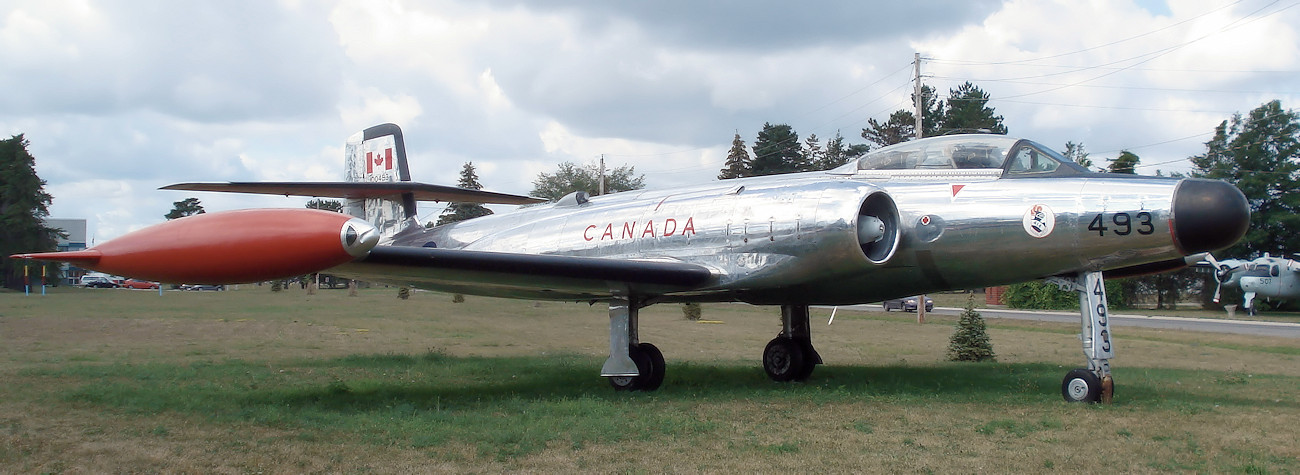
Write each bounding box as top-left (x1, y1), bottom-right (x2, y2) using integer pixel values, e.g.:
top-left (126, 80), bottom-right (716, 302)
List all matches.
top-left (235, 354), bottom-right (1295, 412)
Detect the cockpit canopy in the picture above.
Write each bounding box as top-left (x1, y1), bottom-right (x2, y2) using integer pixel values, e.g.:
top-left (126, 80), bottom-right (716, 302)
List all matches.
top-left (832, 134), bottom-right (1090, 177)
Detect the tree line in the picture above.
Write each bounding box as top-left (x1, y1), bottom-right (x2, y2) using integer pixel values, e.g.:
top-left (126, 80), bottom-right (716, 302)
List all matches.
top-left (718, 82), bottom-right (1011, 179)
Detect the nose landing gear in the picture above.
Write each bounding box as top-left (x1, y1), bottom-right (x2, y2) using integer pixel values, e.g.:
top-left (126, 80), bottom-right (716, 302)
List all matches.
top-left (1048, 271), bottom-right (1114, 404)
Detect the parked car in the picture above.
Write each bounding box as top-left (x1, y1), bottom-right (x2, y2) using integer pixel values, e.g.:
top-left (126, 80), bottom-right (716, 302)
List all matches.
top-left (181, 284), bottom-right (225, 291)
top-left (122, 279), bottom-right (160, 290)
top-left (882, 295), bottom-right (934, 312)
top-left (79, 275), bottom-right (118, 288)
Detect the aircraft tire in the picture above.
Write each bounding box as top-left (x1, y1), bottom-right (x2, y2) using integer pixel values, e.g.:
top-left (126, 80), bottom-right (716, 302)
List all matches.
top-left (1061, 368), bottom-right (1102, 403)
top-left (763, 337), bottom-right (806, 382)
top-left (794, 340), bottom-right (817, 381)
top-left (637, 342), bottom-right (666, 391)
top-left (609, 344), bottom-right (664, 391)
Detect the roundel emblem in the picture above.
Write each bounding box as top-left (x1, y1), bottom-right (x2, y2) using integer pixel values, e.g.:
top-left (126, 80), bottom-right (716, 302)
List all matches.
top-left (916, 214), bottom-right (945, 242)
top-left (1023, 204), bottom-right (1055, 238)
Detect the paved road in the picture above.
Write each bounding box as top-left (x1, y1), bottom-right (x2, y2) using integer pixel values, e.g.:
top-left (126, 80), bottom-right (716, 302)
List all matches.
top-left (840, 305), bottom-right (1300, 339)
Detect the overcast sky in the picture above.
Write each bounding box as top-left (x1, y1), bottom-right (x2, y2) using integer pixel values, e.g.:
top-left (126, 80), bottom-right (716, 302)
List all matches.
top-left (3, 0), bottom-right (1298, 242)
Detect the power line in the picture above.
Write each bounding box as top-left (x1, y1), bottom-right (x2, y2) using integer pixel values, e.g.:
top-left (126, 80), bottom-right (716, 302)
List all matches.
top-left (930, 0), bottom-right (1248, 67)
top-left (930, 75), bottom-right (1298, 97)
top-left (994, 98), bottom-right (1235, 115)
top-left (924, 0), bottom-right (1294, 103)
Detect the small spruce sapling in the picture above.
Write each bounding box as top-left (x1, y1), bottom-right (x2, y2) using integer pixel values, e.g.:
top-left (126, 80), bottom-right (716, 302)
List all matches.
top-left (948, 294), bottom-right (996, 362)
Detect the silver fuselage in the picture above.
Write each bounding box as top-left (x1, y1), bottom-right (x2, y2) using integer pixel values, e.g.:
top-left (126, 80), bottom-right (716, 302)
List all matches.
top-left (381, 168), bottom-right (1195, 305)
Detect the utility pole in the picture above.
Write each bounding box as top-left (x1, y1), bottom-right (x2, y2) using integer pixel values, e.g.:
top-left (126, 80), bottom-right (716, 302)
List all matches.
top-left (914, 52), bottom-right (927, 324)
top-left (598, 154), bottom-right (606, 196)
top-left (914, 52), bottom-right (924, 141)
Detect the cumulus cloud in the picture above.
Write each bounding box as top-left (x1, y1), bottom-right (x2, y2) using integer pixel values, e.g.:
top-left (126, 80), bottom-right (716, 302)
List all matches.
top-left (1, 0), bottom-right (342, 122)
top-left (479, 0), bottom-right (1003, 51)
top-left (1, 0), bottom-right (1297, 241)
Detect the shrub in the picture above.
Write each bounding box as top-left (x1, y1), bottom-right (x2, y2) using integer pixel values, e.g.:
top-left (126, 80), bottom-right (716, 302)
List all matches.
top-left (1004, 279), bottom-right (1132, 310)
top-left (682, 302), bottom-right (702, 320)
top-left (948, 295), bottom-right (995, 362)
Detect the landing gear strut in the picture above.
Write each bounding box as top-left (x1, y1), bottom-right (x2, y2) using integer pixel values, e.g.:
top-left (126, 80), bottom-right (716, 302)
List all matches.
top-left (1048, 271), bottom-right (1114, 403)
top-left (1243, 291), bottom-right (1258, 316)
top-left (763, 305), bottom-right (822, 382)
top-left (601, 297), bottom-right (665, 391)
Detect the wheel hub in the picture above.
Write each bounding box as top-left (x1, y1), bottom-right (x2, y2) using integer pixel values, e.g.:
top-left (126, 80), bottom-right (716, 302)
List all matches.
top-left (1066, 378), bottom-right (1089, 400)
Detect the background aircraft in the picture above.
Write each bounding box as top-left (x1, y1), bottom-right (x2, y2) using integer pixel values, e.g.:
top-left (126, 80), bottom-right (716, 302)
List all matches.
top-left (1203, 253), bottom-right (1300, 315)
top-left (12, 124), bottom-right (1250, 403)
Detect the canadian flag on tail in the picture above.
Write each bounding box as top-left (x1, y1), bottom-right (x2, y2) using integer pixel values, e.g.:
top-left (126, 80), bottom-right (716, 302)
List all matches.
top-left (367, 148), bottom-right (393, 175)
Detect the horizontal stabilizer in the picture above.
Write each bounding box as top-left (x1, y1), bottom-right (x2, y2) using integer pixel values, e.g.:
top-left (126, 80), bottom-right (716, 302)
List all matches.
top-left (162, 182), bottom-right (546, 205)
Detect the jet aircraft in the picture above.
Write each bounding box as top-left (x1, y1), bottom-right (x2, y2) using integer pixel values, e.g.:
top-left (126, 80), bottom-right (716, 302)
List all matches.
top-left (13, 124), bottom-right (1250, 403)
top-left (1203, 253), bottom-right (1300, 315)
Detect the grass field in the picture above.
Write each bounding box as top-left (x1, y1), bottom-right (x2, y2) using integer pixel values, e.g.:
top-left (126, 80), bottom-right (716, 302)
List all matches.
top-left (2, 286), bottom-right (1298, 473)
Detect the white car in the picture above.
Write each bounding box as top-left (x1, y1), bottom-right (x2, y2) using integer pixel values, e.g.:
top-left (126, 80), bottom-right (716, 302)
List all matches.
top-left (79, 275), bottom-right (118, 288)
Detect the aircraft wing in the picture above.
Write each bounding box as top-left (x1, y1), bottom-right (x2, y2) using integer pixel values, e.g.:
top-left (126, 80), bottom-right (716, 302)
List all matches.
top-left (330, 246), bottom-right (718, 299)
top-left (163, 182), bottom-right (546, 205)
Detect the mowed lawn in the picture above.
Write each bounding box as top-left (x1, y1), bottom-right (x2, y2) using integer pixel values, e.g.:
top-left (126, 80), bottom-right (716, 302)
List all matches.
top-left (2, 286), bottom-right (1298, 473)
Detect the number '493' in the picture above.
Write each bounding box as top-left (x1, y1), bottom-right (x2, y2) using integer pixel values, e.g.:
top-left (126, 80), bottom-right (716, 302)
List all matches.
top-left (1088, 212), bottom-right (1155, 236)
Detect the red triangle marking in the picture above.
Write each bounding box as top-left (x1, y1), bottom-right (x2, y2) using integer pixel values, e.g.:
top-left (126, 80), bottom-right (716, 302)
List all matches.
top-left (951, 184), bottom-right (966, 196)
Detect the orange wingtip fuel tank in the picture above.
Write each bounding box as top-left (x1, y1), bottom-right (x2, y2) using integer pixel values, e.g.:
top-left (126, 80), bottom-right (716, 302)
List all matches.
top-left (11, 209), bottom-right (380, 284)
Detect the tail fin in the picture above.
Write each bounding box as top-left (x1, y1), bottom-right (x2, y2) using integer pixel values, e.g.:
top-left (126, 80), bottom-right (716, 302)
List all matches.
top-left (344, 123), bottom-right (418, 239)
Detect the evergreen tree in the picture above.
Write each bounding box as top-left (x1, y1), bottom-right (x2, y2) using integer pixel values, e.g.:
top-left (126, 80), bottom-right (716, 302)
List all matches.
top-left (861, 85), bottom-right (943, 146)
top-left (0, 135), bottom-right (59, 290)
top-left (862, 110), bottom-right (916, 148)
top-left (1191, 99), bottom-right (1300, 257)
top-left (436, 162), bottom-right (494, 226)
top-left (306, 199), bottom-right (343, 212)
top-left (914, 84), bottom-right (944, 138)
top-left (165, 197), bottom-right (205, 220)
top-left (939, 82), bottom-right (1007, 135)
top-left (800, 133), bottom-right (824, 171)
top-left (750, 123), bottom-right (806, 176)
top-left (816, 131), bottom-right (867, 170)
top-left (947, 294), bottom-right (995, 362)
top-left (1062, 141), bottom-right (1093, 170)
top-left (718, 132), bottom-right (751, 179)
top-left (1108, 151), bottom-right (1140, 174)
top-left (531, 161), bottom-right (645, 201)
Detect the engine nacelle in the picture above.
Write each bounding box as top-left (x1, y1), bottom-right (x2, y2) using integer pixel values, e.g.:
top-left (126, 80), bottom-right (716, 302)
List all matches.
top-left (857, 191), bottom-right (900, 264)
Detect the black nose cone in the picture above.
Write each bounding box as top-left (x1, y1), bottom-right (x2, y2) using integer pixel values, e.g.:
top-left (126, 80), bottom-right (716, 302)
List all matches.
top-left (1172, 178), bottom-right (1250, 254)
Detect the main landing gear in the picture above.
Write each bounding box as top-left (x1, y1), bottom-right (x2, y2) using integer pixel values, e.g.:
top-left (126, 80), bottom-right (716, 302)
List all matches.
top-left (762, 305), bottom-right (822, 382)
top-left (601, 297), bottom-right (665, 391)
top-left (1048, 271), bottom-right (1115, 403)
top-left (600, 301), bottom-right (823, 391)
